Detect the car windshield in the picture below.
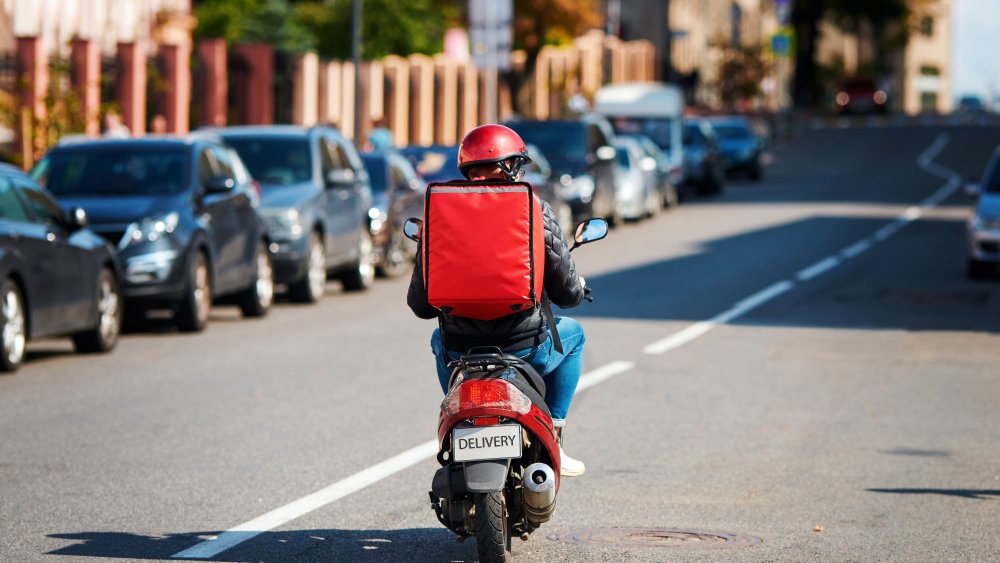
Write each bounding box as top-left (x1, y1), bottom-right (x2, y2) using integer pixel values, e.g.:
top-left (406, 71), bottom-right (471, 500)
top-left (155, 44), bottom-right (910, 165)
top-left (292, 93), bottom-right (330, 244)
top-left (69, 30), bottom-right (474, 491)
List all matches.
top-left (361, 154), bottom-right (388, 194)
top-left (616, 147), bottom-right (632, 168)
top-left (683, 124), bottom-right (706, 146)
top-left (34, 147), bottom-right (188, 197)
top-left (505, 122), bottom-right (587, 166)
top-left (224, 138), bottom-right (312, 186)
top-left (399, 146), bottom-right (461, 183)
top-left (711, 124), bottom-right (751, 140)
top-left (609, 117), bottom-right (674, 151)
top-left (985, 158), bottom-right (1000, 194)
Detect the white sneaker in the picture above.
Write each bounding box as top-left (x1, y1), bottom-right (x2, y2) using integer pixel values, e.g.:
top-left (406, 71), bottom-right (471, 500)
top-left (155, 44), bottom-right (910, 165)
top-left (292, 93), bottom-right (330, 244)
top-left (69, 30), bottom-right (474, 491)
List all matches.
top-left (559, 446), bottom-right (586, 477)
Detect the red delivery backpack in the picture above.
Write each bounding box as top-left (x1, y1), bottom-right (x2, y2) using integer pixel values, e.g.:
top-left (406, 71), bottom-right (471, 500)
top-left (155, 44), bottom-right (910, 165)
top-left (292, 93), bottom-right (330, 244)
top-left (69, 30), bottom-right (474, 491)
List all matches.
top-left (422, 180), bottom-right (545, 320)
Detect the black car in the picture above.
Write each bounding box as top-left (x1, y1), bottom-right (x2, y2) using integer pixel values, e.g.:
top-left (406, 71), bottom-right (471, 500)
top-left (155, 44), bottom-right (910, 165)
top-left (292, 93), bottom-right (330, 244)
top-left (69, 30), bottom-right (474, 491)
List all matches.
top-left (361, 150), bottom-right (425, 277)
top-left (0, 164), bottom-right (122, 372)
top-left (31, 135), bottom-right (273, 332)
top-left (504, 115), bottom-right (620, 226)
top-left (212, 126), bottom-right (375, 303)
top-left (681, 119), bottom-right (725, 195)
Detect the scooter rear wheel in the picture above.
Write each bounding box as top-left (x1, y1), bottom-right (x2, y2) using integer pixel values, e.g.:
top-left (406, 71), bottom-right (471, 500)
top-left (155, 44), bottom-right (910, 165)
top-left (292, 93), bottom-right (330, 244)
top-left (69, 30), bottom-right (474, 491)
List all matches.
top-left (474, 491), bottom-right (512, 562)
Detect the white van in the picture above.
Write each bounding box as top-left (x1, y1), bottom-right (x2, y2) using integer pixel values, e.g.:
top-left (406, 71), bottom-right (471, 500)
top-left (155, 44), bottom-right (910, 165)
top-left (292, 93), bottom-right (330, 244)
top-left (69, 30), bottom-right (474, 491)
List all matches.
top-left (594, 82), bottom-right (684, 186)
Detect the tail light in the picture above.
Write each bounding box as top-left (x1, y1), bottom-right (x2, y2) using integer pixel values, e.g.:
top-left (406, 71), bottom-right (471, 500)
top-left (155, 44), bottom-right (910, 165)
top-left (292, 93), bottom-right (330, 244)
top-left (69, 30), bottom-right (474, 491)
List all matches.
top-left (252, 179), bottom-right (263, 198)
top-left (442, 379), bottom-right (531, 417)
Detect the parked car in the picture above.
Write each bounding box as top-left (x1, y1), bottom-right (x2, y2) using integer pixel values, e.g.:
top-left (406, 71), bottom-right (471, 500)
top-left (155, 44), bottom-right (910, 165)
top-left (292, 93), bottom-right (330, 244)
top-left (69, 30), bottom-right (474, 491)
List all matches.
top-left (834, 76), bottom-right (889, 115)
top-left (398, 143), bottom-right (575, 238)
top-left (505, 115), bottom-right (621, 226)
top-left (706, 115), bottom-right (765, 181)
top-left (361, 150), bottom-right (425, 277)
top-left (613, 136), bottom-right (660, 221)
top-left (966, 146), bottom-right (1000, 279)
top-left (595, 82), bottom-right (684, 202)
top-left (522, 143), bottom-right (575, 237)
top-left (210, 126), bottom-right (375, 302)
top-left (31, 135), bottom-right (273, 332)
top-left (617, 133), bottom-right (679, 208)
top-left (0, 164), bottom-right (123, 372)
top-left (681, 119), bottom-right (725, 195)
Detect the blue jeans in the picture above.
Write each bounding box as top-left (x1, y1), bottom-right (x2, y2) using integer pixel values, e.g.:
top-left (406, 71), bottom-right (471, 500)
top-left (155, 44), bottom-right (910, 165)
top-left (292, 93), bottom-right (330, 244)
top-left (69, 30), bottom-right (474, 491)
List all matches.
top-left (430, 316), bottom-right (585, 420)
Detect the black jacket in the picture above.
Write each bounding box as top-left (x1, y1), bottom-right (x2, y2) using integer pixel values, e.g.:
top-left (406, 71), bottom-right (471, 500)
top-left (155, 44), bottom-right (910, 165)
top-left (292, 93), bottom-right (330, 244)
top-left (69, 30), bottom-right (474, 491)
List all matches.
top-left (408, 197), bottom-right (584, 352)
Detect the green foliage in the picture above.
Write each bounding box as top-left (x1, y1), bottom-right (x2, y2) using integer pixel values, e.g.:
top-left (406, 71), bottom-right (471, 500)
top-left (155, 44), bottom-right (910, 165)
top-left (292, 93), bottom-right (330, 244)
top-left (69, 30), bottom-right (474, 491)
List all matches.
top-left (717, 46), bottom-right (772, 109)
top-left (196, 0), bottom-right (460, 59)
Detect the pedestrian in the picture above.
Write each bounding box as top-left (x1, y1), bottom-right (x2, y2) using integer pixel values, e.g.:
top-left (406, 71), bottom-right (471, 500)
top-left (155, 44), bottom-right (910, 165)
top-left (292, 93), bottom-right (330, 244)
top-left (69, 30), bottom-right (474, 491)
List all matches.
top-left (150, 114), bottom-right (168, 134)
top-left (102, 110), bottom-right (130, 138)
top-left (407, 124), bottom-right (589, 477)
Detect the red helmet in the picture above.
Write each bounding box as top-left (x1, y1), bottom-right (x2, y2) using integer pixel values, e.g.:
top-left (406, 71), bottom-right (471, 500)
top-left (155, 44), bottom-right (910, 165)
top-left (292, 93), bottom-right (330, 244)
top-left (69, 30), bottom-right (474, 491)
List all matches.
top-left (457, 124), bottom-right (532, 181)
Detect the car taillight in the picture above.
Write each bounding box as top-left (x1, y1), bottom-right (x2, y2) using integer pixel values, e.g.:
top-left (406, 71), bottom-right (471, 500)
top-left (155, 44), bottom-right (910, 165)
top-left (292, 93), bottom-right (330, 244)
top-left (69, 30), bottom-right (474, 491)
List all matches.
top-left (442, 379), bottom-right (531, 416)
top-left (252, 180), bottom-right (262, 198)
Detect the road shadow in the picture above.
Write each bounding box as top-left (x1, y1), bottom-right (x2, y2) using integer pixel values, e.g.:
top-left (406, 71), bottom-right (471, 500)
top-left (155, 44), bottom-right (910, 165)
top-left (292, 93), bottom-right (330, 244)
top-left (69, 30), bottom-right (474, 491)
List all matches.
top-left (48, 528), bottom-right (477, 562)
top-left (866, 488), bottom-right (1000, 500)
top-left (574, 214), bottom-right (1000, 334)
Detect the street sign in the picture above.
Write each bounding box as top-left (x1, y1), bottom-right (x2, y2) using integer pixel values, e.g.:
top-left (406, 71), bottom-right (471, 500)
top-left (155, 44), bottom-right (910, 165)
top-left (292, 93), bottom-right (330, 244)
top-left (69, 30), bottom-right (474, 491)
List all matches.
top-left (771, 26), bottom-right (794, 57)
top-left (469, 0), bottom-right (512, 71)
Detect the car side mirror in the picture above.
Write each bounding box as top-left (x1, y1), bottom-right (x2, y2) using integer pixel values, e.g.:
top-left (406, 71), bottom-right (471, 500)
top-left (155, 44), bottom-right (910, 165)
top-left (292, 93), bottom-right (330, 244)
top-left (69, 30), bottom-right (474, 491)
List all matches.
top-left (403, 217), bottom-right (423, 242)
top-left (66, 206), bottom-right (88, 231)
top-left (964, 179), bottom-right (980, 198)
top-left (204, 175), bottom-right (236, 193)
top-left (571, 217), bottom-right (608, 250)
top-left (326, 168), bottom-right (355, 188)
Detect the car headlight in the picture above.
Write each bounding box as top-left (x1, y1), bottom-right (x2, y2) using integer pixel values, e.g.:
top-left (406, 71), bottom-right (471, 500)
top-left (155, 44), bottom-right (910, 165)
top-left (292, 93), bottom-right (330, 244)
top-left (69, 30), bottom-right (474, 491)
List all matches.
top-left (973, 215), bottom-right (1000, 231)
top-left (368, 206), bottom-right (388, 234)
top-left (122, 212), bottom-right (179, 249)
top-left (125, 249), bottom-right (178, 284)
top-left (558, 174), bottom-right (595, 202)
top-left (263, 208), bottom-right (304, 239)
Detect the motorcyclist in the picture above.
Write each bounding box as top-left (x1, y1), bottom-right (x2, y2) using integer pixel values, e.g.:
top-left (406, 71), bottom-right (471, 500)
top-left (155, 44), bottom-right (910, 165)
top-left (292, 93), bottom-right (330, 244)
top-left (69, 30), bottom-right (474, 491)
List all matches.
top-left (407, 124), bottom-right (589, 476)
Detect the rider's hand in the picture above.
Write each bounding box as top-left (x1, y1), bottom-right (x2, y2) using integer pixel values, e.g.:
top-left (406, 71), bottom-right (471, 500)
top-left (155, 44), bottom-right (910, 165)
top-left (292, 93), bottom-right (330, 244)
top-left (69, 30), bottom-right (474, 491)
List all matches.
top-left (579, 276), bottom-right (586, 289)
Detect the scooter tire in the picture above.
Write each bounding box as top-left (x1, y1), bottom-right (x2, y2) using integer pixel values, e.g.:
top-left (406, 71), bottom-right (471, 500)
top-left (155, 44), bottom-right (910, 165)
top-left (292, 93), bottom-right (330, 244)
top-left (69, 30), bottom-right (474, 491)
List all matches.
top-left (474, 491), bottom-right (512, 563)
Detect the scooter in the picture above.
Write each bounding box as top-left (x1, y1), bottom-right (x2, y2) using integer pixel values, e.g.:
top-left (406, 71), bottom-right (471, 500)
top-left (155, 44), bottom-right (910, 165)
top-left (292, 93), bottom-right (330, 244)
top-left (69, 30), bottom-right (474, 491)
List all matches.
top-left (404, 217), bottom-right (608, 562)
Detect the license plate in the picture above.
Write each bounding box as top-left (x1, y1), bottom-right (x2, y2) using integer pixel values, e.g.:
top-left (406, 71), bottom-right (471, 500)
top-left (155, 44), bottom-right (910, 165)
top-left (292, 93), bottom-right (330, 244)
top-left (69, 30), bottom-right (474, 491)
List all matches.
top-left (452, 425), bottom-right (523, 462)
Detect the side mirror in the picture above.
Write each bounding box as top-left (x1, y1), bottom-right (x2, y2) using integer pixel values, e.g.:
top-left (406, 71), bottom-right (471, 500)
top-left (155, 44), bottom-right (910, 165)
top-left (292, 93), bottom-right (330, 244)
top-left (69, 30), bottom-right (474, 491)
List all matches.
top-left (403, 217), bottom-right (423, 242)
top-left (204, 175), bottom-right (236, 193)
top-left (326, 168), bottom-right (355, 188)
top-left (964, 179), bottom-right (981, 198)
top-left (571, 217), bottom-right (608, 250)
top-left (66, 206), bottom-right (88, 230)
top-left (595, 145), bottom-right (617, 161)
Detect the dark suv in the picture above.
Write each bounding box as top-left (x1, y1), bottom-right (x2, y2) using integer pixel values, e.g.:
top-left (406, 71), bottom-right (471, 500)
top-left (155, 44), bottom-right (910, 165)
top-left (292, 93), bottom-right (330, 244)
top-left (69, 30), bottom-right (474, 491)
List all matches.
top-left (31, 135), bottom-right (273, 331)
top-left (211, 126), bottom-right (375, 303)
top-left (505, 114), bottom-right (620, 225)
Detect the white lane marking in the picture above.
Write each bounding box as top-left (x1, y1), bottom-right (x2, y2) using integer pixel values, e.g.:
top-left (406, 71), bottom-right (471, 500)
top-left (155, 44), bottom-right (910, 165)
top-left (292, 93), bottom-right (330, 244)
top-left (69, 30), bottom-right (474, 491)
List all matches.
top-left (796, 256), bottom-right (841, 282)
top-left (576, 361), bottom-right (635, 392)
top-left (645, 131), bottom-right (958, 357)
top-left (841, 239), bottom-right (873, 259)
top-left (171, 360), bottom-right (636, 559)
top-left (172, 441), bottom-right (439, 559)
top-left (644, 281), bottom-right (794, 354)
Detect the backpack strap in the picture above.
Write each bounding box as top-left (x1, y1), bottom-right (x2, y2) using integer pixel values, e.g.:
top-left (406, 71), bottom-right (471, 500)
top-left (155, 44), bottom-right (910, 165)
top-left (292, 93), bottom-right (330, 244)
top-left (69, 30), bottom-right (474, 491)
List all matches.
top-left (541, 290), bottom-right (563, 354)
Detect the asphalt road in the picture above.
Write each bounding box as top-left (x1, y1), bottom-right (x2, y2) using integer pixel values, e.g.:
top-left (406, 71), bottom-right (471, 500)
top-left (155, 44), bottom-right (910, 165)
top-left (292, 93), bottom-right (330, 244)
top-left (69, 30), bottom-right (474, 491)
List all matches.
top-left (3, 123), bottom-right (1000, 562)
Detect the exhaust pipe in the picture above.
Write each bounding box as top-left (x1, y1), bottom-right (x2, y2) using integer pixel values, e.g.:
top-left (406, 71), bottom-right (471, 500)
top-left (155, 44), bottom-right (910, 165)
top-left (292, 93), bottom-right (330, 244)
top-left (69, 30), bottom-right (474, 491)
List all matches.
top-left (521, 463), bottom-right (556, 524)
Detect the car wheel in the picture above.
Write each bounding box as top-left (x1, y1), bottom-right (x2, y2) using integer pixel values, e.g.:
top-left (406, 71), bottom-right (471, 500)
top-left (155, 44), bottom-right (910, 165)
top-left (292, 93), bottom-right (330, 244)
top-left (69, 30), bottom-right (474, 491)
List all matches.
top-left (340, 228), bottom-right (375, 291)
top-left (239, 241), bottom-right (274, 317)
top-left (0, 279), bottom-right (26, 373)
top-left (175, 251), bottom-right (211, 332)
top-left (967, 258), bottom-right (992, 280)
top-left (289, 233), bottom-right (326, 303)
top-left (376, 230), bottom-right (409, 278)
top-left (73, 267), bottom-right (122, 353)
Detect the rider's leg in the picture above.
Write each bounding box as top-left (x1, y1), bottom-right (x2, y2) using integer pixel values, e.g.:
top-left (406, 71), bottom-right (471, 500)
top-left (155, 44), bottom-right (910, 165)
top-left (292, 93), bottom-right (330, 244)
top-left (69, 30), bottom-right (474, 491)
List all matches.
top-left (430, 328), bottom-right (456, 393)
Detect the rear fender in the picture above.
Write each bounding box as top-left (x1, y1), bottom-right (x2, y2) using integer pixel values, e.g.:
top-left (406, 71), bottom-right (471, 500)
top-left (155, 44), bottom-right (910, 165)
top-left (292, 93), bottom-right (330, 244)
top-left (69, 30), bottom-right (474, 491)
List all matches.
top-left (463, 459), bottom-right (510, 493)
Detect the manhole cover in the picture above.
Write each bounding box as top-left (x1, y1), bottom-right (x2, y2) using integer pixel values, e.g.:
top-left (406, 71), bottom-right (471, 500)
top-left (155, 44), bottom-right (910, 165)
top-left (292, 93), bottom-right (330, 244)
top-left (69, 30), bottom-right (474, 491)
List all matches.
top-left (547, 528), bottom-right (762, 549)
